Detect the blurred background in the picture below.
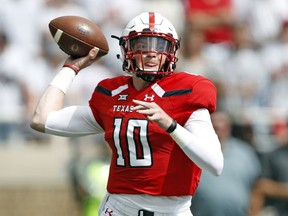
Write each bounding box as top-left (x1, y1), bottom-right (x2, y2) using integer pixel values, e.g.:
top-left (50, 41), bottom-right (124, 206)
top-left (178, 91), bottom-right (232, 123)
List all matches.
top-left (0, 0), bottom-right (288, 216)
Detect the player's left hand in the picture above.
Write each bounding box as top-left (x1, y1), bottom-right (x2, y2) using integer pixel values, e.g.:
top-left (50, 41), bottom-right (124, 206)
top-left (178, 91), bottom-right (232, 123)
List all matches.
top-left (132, 99), bottom-right (173, 130)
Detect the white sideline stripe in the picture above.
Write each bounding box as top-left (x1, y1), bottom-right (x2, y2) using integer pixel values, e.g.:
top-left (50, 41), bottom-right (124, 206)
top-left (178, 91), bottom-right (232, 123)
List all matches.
top-left (54, 29), bottom-right (63, 43)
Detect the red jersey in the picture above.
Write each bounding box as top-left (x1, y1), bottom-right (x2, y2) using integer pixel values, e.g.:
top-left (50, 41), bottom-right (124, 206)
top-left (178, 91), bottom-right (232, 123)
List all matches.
top-left (89, 72), bottom-right (217, 196)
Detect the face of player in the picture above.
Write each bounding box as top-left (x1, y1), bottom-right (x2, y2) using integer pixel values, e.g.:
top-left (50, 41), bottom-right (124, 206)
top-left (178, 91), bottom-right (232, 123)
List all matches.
top-left (130, 36), bottom-right (171, 72)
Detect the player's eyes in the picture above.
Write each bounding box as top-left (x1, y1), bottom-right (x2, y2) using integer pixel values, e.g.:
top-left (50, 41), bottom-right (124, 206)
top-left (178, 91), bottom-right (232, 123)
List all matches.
top-left (134, 43), bottom-right (148, 51)
top-left (130, 37), bottom-right (172, 52)
top-left (156, 43), bottom-right (165, 52)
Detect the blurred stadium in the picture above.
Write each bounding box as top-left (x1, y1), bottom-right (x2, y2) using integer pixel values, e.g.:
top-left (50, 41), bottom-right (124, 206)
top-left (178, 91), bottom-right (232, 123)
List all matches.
top-left (1, 0), bottom-right (288, 215)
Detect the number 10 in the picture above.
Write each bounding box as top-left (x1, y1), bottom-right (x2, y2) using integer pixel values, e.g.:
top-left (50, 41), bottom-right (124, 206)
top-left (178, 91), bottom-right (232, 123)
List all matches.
top-left (113, 118), bottom-right (153, 167)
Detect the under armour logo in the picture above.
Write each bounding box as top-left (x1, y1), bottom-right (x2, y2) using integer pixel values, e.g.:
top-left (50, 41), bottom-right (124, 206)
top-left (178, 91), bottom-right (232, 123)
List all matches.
top-left (105, 208), bottom-right (113, 216)
top-left (144, 94), bottom-right (155, 101)
top-left (118, 94), bottom-right (128, 101)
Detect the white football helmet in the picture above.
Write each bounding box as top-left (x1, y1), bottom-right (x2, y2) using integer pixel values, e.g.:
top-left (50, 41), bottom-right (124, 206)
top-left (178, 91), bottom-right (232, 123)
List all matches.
top-left (113, 12), bottom-right (180, 82)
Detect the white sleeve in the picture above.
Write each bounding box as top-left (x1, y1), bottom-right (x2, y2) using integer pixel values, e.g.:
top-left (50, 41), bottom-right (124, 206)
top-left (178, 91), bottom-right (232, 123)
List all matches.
top-left (170, 109), bottom-right (224, 176)
top-left (45, 106), bottom-right (104, 137)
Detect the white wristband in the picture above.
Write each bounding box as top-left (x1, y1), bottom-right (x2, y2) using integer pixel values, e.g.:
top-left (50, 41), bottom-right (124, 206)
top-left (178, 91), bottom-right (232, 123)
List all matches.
top-left (49, 67), bottom-right (76, 94)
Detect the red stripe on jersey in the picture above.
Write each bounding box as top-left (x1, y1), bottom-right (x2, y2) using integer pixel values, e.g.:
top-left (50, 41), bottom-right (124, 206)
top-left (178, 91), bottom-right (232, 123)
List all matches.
top-left (149, 12), bottom-right (155, 30)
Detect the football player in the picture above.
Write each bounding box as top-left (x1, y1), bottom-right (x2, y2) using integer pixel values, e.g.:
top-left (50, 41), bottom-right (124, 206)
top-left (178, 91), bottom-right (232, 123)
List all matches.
top-left (31, 12), bottom-right (223, 216)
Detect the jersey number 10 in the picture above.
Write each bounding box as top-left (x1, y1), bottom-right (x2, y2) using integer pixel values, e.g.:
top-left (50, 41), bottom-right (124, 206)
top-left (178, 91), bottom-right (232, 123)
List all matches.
top-left (113, 118), bottom-right (153, 167)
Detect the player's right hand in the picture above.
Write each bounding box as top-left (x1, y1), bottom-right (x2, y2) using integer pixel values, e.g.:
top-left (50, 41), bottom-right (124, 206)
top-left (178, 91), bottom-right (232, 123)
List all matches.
top-left (131, 99), bottom-right (174, 131)
top-left (64, 47), bottom-right (100, 73)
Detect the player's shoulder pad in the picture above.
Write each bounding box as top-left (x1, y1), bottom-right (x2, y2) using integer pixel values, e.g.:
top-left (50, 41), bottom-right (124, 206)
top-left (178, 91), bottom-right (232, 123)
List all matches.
top-left (93, 75), bottom-right (130, 96)
top-left (97, 75), bottom-right (129, 88)
top-left (163, 72), bottom-right (217, 113)
top-left (161, 72), bottom-right (216, 91)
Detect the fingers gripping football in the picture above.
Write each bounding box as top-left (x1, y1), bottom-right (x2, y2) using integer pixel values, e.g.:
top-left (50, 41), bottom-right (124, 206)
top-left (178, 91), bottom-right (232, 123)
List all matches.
top-left (64, 47), bottom-right (99, 72)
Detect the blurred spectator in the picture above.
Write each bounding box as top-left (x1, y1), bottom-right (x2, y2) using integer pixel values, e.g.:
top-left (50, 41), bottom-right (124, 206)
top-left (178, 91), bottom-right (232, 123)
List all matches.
top-left (232, 120), bottom-right (255, 145)
top-left (214, 21), bottom-right (268, 113)
top-left (0, 0), bottom-right (90, 142)
top-left (260, 20), bottom-right (288, 116)
top-left (191, 111), bottom-right (261, 216)
top-left (140, 0), bottom-right (185, 34)
top-left (0, 27), bottom-right (32, 143)
top-left (0, 0), bottom-right (42, 55)
top-left (177, 25), bottom-right (230, 105)
top-left (231, 0), bottom-right (253, 23)
top-left (177, 27), bottom-right (210, 76)
top-left (182, 0), bottom-right (235, 44)
top-left (249, 119), bottom-right (288, 216)
top-left (179, 0), bottom-right (241, 110)
top-left (247, 0), bottom-right (288, 47)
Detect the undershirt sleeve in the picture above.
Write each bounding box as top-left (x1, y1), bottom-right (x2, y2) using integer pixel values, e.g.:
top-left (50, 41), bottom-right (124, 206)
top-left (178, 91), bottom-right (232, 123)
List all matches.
top-left (45, 106), bottom-right (104, 137)
top-left (170, 108), bottom-right (224, 176)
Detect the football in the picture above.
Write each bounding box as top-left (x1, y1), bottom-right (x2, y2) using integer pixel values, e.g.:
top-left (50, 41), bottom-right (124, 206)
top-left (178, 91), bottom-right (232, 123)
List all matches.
top-left (48, 16), bottom-right (109, 58)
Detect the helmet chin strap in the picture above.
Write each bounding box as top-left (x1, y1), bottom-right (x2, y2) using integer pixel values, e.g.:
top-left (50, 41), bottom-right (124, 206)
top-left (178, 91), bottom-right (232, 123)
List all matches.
top-left (132, 56), bottom-right (171, 82)
top-left (136, 71), bottom-right (158, 82)
top-left (135, 62), bottom-right (165, 82)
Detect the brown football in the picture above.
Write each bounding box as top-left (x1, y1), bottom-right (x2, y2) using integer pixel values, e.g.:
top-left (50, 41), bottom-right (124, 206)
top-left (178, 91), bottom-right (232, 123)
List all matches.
top-left (48, 16), bottom-right (109, 58)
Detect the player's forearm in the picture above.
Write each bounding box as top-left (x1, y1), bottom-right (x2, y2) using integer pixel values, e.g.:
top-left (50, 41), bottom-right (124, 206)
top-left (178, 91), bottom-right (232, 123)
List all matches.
top-left (30, 86), bottom-right (65, 132)
top-left (248, 190), bottom-right (266, 216)
top-left (170, 109), bottom-right (223, 176)
top-left (30, 49), bottom-right (98, 133)
top-left (30, 67), bottom-right (76, 132)
top-left (248, 179), bottom-right (288, 216)
top-left (258, 179), bottom-right (288, 199)
top-left (170, 124), bottom-right (223, 176)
